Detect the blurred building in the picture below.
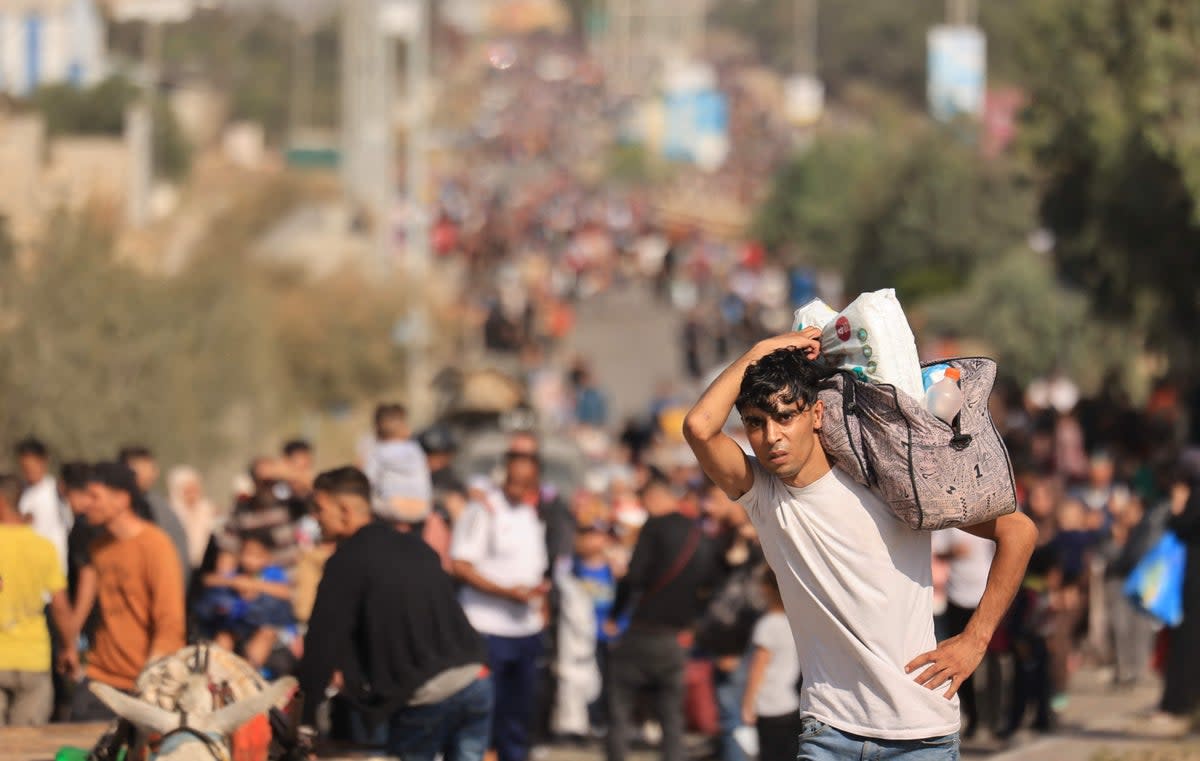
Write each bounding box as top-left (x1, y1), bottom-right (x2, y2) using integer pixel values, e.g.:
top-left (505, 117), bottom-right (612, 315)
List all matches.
top-left (0, 112), bottom-right (128, 246)
top-left (0, 0), bottom-right (107, 95)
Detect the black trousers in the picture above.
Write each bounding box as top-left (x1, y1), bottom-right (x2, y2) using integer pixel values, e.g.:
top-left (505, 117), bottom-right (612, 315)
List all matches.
top-left (756, 710), bottom-right (801, 761)
top-left (605, 629), bottom-right (685, 761)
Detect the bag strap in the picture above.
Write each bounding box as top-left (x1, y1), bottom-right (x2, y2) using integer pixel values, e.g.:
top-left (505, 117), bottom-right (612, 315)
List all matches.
top-left (838, 369), bottom-right (859, 415)
top-left (643, 521), bottom-right (703, 599)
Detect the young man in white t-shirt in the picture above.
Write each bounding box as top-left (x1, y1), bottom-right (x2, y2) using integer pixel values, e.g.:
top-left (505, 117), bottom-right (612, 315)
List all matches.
top-left (683, 331), bottom-right (1036, 760)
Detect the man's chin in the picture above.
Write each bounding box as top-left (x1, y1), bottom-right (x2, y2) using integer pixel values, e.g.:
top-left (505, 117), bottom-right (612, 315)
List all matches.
top-left (764, 459), bottom-right (798, 478)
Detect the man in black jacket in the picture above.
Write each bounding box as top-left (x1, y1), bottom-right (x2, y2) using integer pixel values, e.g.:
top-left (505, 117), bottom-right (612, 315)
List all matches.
top-left (298, 466), bottom-right (492, 761)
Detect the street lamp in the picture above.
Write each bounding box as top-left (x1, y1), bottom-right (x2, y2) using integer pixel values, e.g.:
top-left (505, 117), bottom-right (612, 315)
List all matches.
top-left (111, 0), bottom-right (195, 228)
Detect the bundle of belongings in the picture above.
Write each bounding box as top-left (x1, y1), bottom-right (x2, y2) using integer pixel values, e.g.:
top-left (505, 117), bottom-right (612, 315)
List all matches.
top-left (69, 645), bottom-right (304, 761)
top-left (793, 289), bottom-right (1017, 530)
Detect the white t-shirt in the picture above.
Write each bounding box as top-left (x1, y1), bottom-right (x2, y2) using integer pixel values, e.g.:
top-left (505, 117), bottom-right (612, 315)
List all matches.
top-left (751, 611), bottom-right (800, 717)
top-left (18, 476), bottom-right (68, 574)
top-left (931, 529), bottom-right (995, 610)
top-left (451, 494), bottom-right (548, 638)
top-left (737, 459), bottom-right (960, 740)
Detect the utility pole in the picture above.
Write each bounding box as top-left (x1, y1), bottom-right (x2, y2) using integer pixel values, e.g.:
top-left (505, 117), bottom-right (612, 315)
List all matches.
top-left (112, 0), bottom-right (193, 228)
top-left (288, 1), bottom-right (320, 145)
top-left (946, 0), bottom-right (975, 25)
top-left (341, 0), bottom-right (394, 277)
top-left (404, 0), bottom-right (431, 416)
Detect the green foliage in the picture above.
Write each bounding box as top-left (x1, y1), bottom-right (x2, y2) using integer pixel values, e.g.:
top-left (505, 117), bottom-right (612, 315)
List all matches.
top-left (746, 0), bottom-right (1200, 377)
top-left (1017, 0), bottom-right (1200, 372)
top-left (28, 76), bottom-right (139, 135)
top-left (0, 212), bottom-right (267, 464)
top-left (755, 127), bottom-right (1035, 304)
top-left (24, 76), bottom-right (191, 179)
top-left (145, 9), bottom-right (340, 142)
top-left (710, 0), bottom-right (1053, 106)
top-left (816, 0), bottom-right (942, 106)
top-left (153, 96), bottom-right (192, 180)
top-left (852, 135), bottom-right (1034, 302)
top-left (0, 185), bottom-right (404, 468)
top-left (921, 248), bottom-right (1117, 387)
top-left (225, 20), bottom-right (296, 139)
top-left (754, 131), bottom-right (884, 267)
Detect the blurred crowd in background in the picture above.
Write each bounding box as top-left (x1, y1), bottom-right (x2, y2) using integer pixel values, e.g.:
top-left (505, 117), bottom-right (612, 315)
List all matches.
top-left (2, 348), bottom-right (1198, 751)
top-left (2, 2), bottom-right (1200, 757)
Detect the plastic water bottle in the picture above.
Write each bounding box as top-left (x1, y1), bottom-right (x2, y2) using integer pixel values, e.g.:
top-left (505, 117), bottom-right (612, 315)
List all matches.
top-left (925, 366), bottom-right (963, 424)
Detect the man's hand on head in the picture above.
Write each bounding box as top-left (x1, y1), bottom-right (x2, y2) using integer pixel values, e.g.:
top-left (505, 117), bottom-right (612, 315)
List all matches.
top-left (757, 328), bottom-right (822, 361)
top-left (904, 630), bottom-right (988, 699)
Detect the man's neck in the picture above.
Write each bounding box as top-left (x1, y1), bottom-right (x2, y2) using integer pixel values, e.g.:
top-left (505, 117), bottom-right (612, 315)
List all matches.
top-left (106, 512), bottom-right (146, 541)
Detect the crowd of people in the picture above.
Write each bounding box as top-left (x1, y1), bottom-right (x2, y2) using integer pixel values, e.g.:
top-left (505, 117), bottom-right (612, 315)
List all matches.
top-left (0, 347), bottom-right (1196, 758)
top-left (424, 36), bottom-right (803, 387)
top-left (3, 32), bottom-right (1200, 761)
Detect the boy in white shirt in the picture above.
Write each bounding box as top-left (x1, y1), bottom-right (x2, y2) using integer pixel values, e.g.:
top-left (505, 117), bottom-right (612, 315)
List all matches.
top-left (741, 567), bottom-right (801, 761)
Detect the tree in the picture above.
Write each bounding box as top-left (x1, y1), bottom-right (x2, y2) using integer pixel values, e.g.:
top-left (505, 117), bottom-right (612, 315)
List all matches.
top-left (920, 248), bottom-right (1119, 387)
top-left (28, 76), bottom-right (139, 135)
top-left (1017, 0), bottom-right (1200, 373)
top-left (710, 0), bottom-right (947, 106)
top-left (24, 76), bottom-right (192, 178)
top-left (0, 212), bottom-right (269, 465)
top-left (754, 126), bottom-right (1035, 305)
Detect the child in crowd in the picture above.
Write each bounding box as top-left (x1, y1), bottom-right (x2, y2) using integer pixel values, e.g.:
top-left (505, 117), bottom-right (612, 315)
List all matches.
top-left (363, 403), bottom-right (433, 523)
top-left (365, 403), bottom-right (449, 564)
top-left (197, 530), bottom-right (296, 672)
top-left (741, 568), bottom-right (801, 761)
top-left (1001, 477), bottom-right (1061, 737)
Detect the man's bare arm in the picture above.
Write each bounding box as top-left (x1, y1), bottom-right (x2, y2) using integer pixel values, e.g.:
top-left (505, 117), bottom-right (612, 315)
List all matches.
top-left (683, 330), bottom-right (821, 500)
top-left (72, 565), bottom-right (98, 635)
top-left (49, 589), bottom-right (79, 676)
top-left (907, 511), bottom-right (1037, 697)
top-left (957, 512), bottom-right (1038, 646)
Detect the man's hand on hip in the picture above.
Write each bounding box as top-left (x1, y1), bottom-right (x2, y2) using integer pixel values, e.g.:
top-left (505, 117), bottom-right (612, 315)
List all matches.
top-left (904, 630), bottom-right (988, 699)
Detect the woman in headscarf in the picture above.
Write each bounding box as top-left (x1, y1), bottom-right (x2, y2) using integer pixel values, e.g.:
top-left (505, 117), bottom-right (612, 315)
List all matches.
top-left (168, 465), bottom-right (215, 569)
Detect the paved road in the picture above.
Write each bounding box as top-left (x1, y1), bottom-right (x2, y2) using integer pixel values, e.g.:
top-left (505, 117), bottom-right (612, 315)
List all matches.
top-left (531, 668), bottom-right (1196, 761)
top-left (4, 669), bottom-right (1193, 761)
top-left (564, 282), bottom-right (687, 427)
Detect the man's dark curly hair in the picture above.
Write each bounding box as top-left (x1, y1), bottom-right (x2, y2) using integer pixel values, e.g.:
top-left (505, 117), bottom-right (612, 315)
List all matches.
top-left (735, 347), bottom-right (834, 415)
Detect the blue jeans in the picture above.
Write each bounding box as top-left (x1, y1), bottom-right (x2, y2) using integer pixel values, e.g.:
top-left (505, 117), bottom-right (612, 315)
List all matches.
top-left (797, 717), bottom-right (960, 760)
top-left (486, 633), bottom-right (544, 761)
top-left (387, 676), bottom-right (494, 761)
top-left (713, 656), bottom-right (749, 761)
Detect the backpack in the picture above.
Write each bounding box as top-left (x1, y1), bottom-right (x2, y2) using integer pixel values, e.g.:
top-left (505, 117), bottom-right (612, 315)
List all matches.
top-left (817, 356), bottom-right (1017, 531)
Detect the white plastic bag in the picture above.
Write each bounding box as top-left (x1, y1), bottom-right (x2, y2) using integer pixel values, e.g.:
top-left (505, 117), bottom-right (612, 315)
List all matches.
top-left (792, 297), bottom-right (838, 331)
top-left (791, 289), bottom-right (925, 402)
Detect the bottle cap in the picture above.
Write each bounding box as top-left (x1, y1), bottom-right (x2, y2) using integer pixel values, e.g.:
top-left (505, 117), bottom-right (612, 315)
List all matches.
top-left (944, 367), bottom-right (961, 381)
